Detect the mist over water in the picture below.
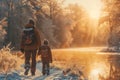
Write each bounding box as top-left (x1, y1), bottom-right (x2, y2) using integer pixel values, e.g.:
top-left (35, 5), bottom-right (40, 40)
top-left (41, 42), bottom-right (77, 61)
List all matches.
top-left (52, 48), bottom-right (113, 80)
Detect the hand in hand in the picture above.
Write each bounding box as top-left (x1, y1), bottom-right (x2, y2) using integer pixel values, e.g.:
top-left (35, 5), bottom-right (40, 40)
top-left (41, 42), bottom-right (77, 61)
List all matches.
top-left (50, 60), bottom-right (52, 63)
top-left (20, 48), bottom-right (24, 53)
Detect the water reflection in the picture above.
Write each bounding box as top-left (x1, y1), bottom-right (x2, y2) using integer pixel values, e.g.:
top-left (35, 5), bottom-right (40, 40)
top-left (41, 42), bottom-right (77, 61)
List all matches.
top-left (52, 48), bottom-right (120, 80)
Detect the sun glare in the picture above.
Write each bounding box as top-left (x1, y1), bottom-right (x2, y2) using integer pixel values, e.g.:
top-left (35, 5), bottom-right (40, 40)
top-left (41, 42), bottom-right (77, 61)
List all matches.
top-left (89, 62), bottom-right (109, 80)
top-left (90, 68), bottom-right (102, 80)
top-left (65, 0), bottom-right (103, 19)
top-left (89, 10), bottom-right (101, 19)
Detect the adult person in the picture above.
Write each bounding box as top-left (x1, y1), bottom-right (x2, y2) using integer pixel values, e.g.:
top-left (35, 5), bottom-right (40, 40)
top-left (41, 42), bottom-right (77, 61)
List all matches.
top-left (20, 19), bottom-right (41, 76)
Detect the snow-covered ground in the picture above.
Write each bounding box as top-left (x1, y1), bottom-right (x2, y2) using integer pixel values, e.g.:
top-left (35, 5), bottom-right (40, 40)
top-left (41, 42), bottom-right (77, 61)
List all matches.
top-left (0, 62), bottom-right (82, 80)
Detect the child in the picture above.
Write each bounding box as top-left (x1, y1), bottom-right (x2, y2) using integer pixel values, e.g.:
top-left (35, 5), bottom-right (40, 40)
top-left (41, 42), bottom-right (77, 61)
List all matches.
top-left (38, 39), bottom-right (52, 75)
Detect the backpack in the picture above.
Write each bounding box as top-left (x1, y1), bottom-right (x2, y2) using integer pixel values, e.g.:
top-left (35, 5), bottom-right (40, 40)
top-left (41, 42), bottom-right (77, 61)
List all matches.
top-left (22, 27), bottom-right (35, 45)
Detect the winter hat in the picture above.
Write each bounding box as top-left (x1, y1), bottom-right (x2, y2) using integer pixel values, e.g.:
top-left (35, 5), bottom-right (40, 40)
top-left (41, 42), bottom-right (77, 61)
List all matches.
top-left (43, 39), bottom-right (49, 45)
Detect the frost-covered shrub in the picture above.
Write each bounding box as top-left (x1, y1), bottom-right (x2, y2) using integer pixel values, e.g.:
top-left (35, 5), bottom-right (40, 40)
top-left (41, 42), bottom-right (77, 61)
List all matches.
top-left (0, 45), bottom-right (23, 73)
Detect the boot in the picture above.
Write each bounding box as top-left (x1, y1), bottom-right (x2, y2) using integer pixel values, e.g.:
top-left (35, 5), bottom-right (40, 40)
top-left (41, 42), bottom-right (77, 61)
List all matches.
top-left (47, 69), bottom-right (50, 75)
top-left (24, 64), bottom-right (30, 75)
top-left (24, 67), bottom-right (29, 75)
top-left (31, 72), bottom-right (35, 76)
top-left (42, 72), bottom-right (46, 75)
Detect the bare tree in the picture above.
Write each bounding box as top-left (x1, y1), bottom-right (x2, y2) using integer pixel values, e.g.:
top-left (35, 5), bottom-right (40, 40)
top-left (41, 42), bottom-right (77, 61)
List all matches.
top-left (99, 0), bottom-right (120, 48)
top-left (0, 0), bottom-right (35, 49)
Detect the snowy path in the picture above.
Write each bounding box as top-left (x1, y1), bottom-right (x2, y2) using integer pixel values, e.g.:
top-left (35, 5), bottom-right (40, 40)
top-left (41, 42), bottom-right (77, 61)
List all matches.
top-left (20, 62), bottom-right (63, 80)
top-left (18, 62), bottom-right (80, 80)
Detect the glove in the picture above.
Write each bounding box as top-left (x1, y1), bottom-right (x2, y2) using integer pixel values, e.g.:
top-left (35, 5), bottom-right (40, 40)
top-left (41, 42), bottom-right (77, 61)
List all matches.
top-left (50, 60), bottom-right (52, 63)
top-left (20, 48), bottom-right (24, 53)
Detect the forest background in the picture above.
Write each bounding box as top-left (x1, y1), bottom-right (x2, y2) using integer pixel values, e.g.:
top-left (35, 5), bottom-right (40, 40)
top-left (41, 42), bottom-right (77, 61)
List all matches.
top-left (0, 0), bottom-right (120, 49)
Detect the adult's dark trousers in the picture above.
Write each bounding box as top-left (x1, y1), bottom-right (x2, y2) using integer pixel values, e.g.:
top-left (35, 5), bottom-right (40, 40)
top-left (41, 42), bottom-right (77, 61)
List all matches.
top-left (24, 50), bottom-right (37, 74)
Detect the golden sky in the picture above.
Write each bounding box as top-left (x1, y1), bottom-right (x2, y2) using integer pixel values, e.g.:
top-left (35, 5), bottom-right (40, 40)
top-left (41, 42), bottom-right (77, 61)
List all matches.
top-left (64, 0), bottom-right (103, 19)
